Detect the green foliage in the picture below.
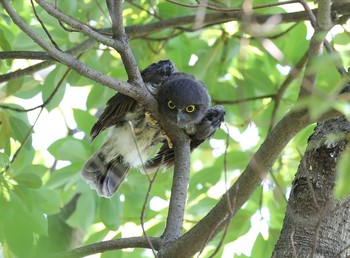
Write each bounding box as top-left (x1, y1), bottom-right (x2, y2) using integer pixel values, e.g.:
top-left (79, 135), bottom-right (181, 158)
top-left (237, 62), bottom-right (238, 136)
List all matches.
top-left (334, 147), bottom-right (350, 200)
top-left (0, 0), bottom-right (349, 257)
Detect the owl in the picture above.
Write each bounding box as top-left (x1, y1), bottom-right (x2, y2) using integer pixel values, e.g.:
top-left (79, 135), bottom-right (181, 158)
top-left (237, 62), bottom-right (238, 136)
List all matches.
top-left (82, 60), bottom-right (225, 198)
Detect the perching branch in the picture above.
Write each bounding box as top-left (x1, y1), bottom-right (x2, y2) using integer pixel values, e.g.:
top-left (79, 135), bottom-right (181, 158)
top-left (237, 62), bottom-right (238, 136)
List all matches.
top-left (161, 135), bottom-right (191, 245)
top-left (157, 106), bottom-right (345, 258)
top-left (2, 0), bottom-right (350, 257)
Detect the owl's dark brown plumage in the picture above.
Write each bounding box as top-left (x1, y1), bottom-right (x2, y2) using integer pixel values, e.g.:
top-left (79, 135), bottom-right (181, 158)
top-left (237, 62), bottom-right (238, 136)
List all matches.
top-left (82, 60), bottom-right (225, 198)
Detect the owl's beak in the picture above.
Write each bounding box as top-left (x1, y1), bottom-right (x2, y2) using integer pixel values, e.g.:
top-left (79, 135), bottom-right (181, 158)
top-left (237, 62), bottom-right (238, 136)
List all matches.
top-left (176, 110), bottom-right (186, 126)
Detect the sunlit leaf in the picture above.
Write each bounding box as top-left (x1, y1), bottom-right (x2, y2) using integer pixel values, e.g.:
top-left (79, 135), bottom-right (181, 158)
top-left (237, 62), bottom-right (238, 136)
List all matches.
top-left (48, 136), bottom-right (92, 162)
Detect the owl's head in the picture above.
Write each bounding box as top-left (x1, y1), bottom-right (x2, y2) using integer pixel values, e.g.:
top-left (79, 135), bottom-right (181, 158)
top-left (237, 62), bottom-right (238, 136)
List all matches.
top-left (157, 73), bottom-right (210, 129)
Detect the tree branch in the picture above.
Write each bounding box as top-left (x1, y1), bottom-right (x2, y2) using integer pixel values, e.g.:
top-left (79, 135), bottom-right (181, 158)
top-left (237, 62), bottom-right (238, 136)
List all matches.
top-left (161, 135), bottom-right (191, 245)
top-left (0, 38), bottom-right (97, 83)
top-left (1, 0), bottom-right (148, 105)
top-left (106, 0), bottom-right (124, 39)
top-left (157, 109), bottom-right (312, 257)
top-left (298, 0), bottom-right (333, 97)
top-left (269, 52), bottom-right (308, 132)
top-left (105, 0), bottom-right (143, 84)
top-left (0, 51), bottom-right (51, 60)
top-left (34, 0), bottom-right (124, 51)
top-left (45, 237), bottom-right (162, 258)
top-left (2, 4), bottom-right (350, 84)
top-left (157, 105), bottom-right (346, 258)
top-left (125, 3), bottom-right (350, 38)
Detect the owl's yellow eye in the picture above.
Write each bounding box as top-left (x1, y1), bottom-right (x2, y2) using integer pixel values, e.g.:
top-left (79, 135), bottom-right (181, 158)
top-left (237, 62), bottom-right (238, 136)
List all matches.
top-left (168, 100), bottom-right (176, 109)
top-left (186, 105), bottom-right (196, 113)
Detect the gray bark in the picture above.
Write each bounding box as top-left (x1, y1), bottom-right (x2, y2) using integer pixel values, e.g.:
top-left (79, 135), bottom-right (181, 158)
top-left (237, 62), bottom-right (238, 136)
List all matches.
top-left (273, 116), bottom-right (350, 257)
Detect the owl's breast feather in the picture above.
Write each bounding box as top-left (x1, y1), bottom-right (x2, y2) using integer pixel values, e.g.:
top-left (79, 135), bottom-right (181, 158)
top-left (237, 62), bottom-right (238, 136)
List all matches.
top-left (101, 111), bottom-right (163, 167)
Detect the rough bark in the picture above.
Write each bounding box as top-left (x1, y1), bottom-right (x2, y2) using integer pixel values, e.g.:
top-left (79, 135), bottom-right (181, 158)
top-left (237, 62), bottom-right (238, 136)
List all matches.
top-left (273, 115), bottom-right (350, 257)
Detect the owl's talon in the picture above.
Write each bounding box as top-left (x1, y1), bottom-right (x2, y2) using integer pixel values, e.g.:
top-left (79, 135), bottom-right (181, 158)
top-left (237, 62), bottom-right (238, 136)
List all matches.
top-left (145, 112), bottom-right (158, 125)
top-left (134, 127), bottom-right (141, 133)
top-left (161, 129), bottom-right (173, 149)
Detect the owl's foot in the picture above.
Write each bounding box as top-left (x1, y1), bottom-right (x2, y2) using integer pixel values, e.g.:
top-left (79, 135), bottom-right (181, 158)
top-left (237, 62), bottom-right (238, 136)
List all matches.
top-left (161, 129), bottom-right (173, 149)
top-left (145, 112), bottom-right (158, 125)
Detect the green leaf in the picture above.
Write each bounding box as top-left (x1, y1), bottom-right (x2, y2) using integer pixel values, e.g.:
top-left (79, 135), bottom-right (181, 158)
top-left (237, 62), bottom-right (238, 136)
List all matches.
top-left (73, 108), bottom-right (96, 135)
top-left (86, 85), bottom-right (115, 109)
top-left (42, 66), bottom-right (68, 111)
top-left (6, 77), bottom-right (24, 96)
top-left (4, 213), bottom-right (36, 256)
top-left (0, 152), bottom-right (10, 170)
top-left (66, 192), bottom-right (96, 230)
top-left (9, 116), bottom-right (32, 148)
top-left (274, 23), bottom-right (308, 65)
top-left (35, 188), bottom-right (62, 215)
top-left (1, 192), bottom-right (48, 256)
top-left (1, 13), bottom-right (12, 26)
top-left (46, 163), bottom-right (82, 189)
top-left (99, 195), bottom-right (122, 229)
top-left (48, 136), bottom-right (92, 162)
top-left (250, 233), bottom-right (271, 258)
top-left (14, 173), bottom-right (42, 189)
top-left (0, 28), bottom-right (11, 51)
top-left (334, 148), bottom-right (350, 200)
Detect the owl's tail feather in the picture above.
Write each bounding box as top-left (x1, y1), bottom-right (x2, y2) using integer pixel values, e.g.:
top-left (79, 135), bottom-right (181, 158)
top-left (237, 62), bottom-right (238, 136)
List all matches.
top-left (82, 152), bottom-right (129, 198)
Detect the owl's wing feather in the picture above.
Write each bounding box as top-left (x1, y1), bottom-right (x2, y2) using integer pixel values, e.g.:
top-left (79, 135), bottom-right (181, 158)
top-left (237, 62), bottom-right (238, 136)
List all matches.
top-left (141, 59), bottom-right (177, 86)
top-left (190, 105), bottom-right (226, 148)
top-left (143, 105), bottom-right (225, 173)
top-left (90, 94), bottom-right (137, 141)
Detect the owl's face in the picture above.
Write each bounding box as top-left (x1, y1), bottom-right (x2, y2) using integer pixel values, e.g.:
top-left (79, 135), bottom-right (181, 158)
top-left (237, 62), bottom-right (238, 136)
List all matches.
top-left (157, 74), bottom-right (210, 128)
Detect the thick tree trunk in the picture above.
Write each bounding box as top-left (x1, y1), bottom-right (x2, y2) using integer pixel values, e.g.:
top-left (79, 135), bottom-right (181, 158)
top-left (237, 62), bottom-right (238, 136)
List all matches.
top-left (273, 116), bottom-right (350, 257)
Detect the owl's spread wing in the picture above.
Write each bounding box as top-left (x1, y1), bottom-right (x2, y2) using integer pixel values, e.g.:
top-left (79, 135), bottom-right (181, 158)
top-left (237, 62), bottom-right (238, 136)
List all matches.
top-left (90, 60), bottom-right (177, 141)
top-left (143, 105), bottom-right (225, 173)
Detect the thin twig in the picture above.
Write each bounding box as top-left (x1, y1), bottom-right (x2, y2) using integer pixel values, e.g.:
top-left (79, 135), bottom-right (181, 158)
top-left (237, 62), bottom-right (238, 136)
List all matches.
top-left (35, 0), bottom-right (124, 50)
top-left (268, 52), bottom-right (308, 132)
top-left (30, 0), bottom-right (61, 50)
top-left (54, 0), bottom-right (80, 33)
top-left (10, 107), bottom-right (43, 163)
top-left (0, 56), bottom-right (77, 113)
top-left (2, 0), bottom-right (139, 98)
top-left (212, 94), bottom-right (275, 105)
top-left (140, 169), bottom-right (160, 258)
top-left (9, 64), bottom-right (72, 163)
top-left (126, 0), bottom-right (162, 20)
top-left (206, 123), bottom-right (232, 258)
top-left (165, 0), bottom-right (299, 12)
top-left (127, 121), bottom-right (159, 257)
